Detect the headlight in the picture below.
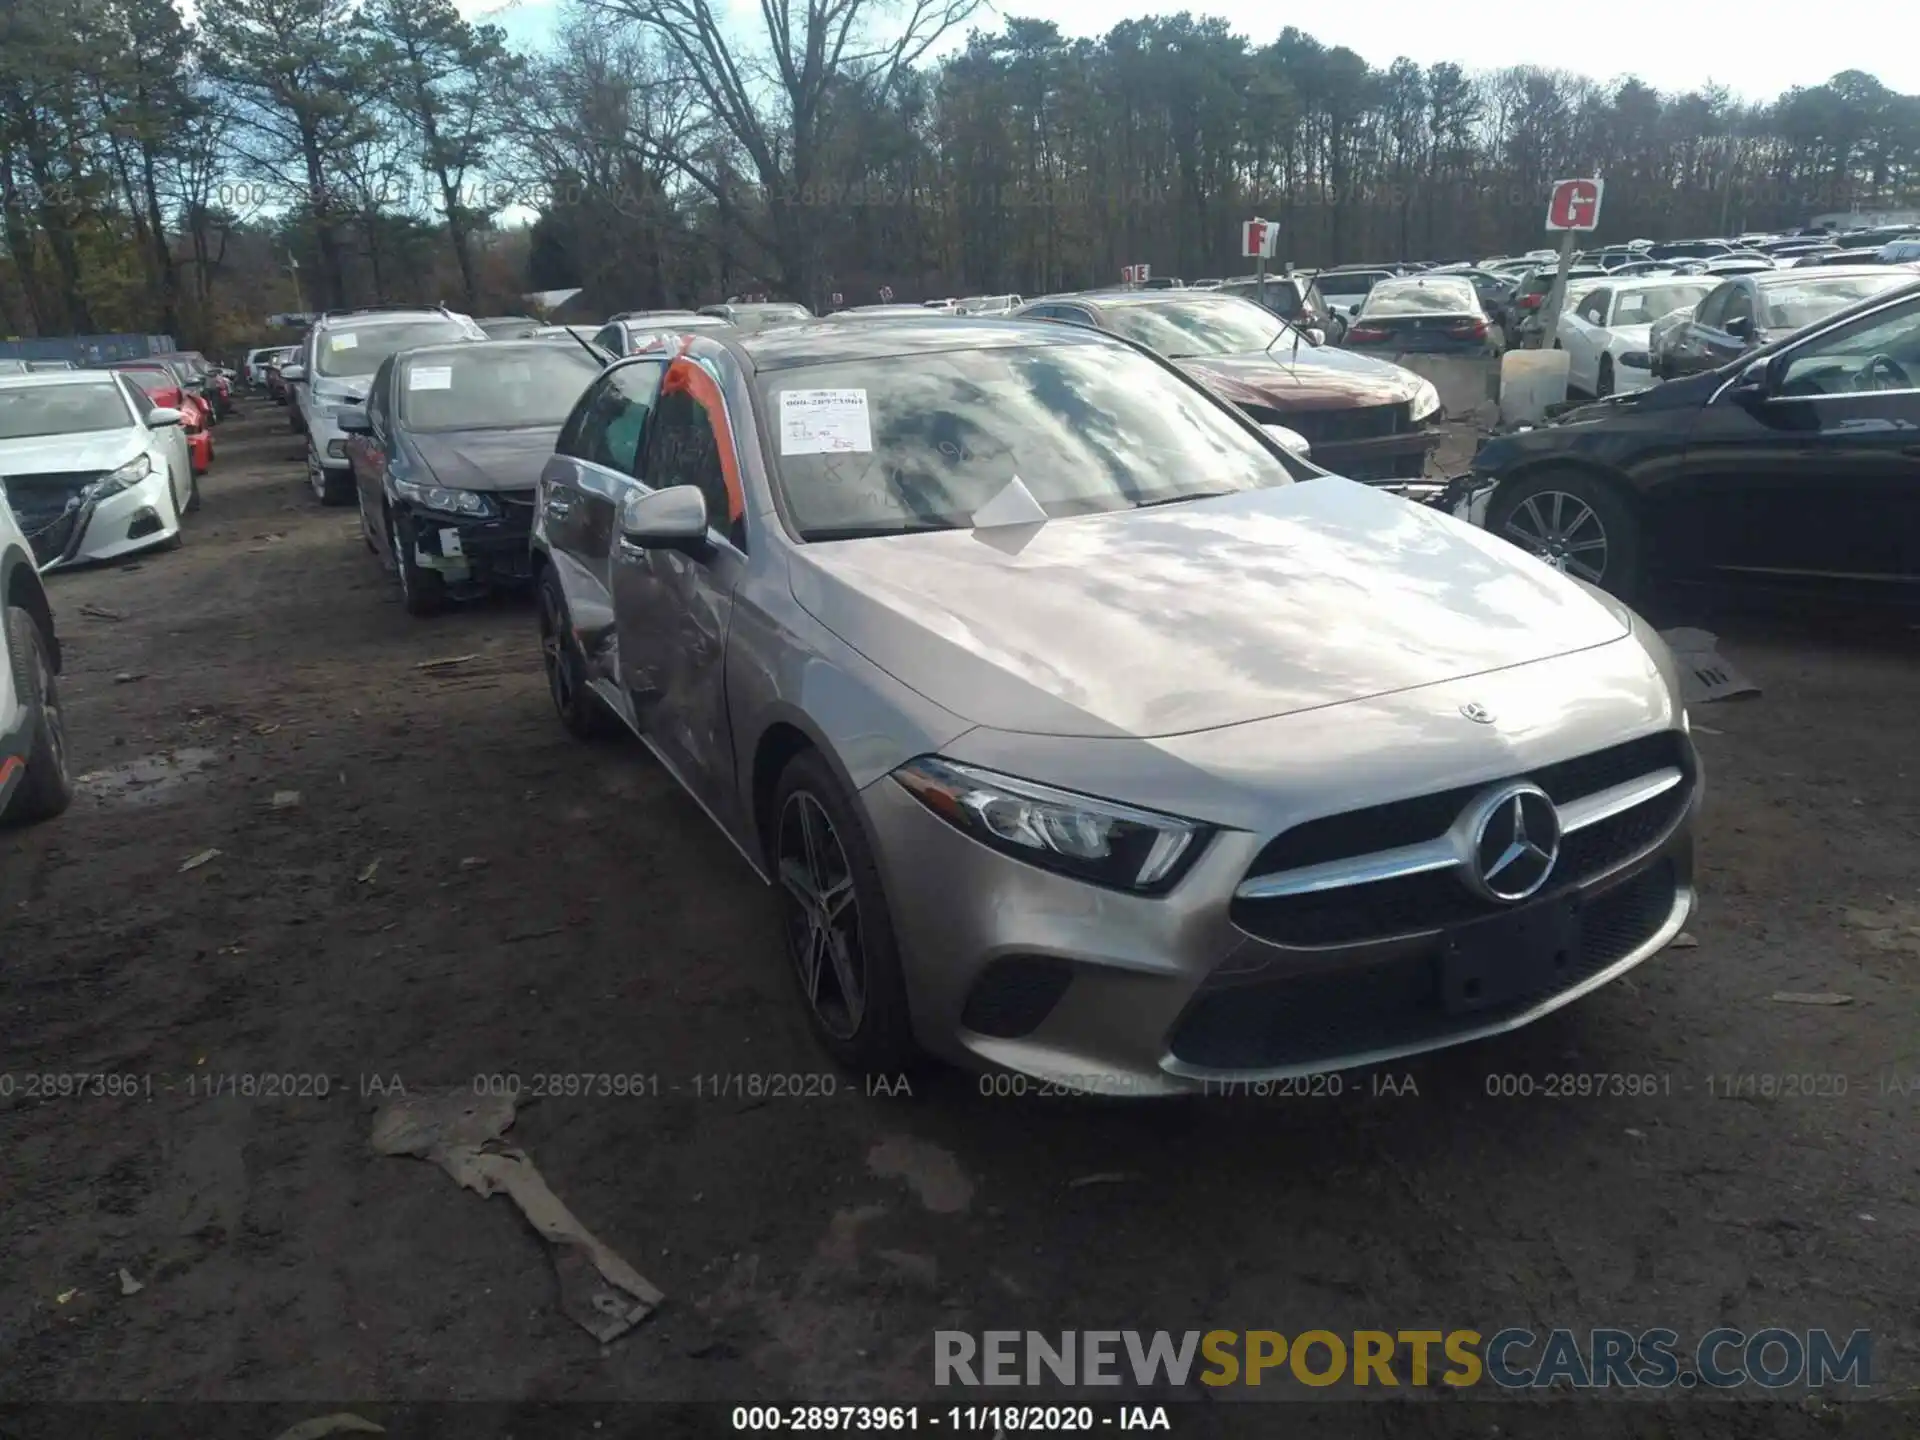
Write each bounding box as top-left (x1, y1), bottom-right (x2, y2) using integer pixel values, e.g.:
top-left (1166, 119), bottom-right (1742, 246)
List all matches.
top-left (1409, 378), bottom-right (1442, 422)
top-left (1618, 351), bottom-right (1652, 368)
top-left (88, 454), bottom-right (151, 499)
top-left (393, 475), bottom-right (494, 517)
top-left (892, 756), bottom-right (1208, 893)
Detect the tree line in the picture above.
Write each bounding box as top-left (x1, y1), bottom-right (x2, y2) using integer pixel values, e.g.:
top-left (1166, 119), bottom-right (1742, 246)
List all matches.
top-left (3, 0), bottom-right (1917, 346)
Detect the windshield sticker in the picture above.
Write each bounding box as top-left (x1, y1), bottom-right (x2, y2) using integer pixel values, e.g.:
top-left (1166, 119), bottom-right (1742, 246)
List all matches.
top-left (780, 389), bottom-right (872, 455)
top-left (329, 333), bottom-right (358, 351)
top-left (408, 366), bottom-right (454, 391)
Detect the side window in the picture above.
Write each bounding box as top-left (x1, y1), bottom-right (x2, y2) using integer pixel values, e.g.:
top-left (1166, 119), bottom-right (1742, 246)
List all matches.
top-left (366, 357), bottom-right (394, 433)
top-left (1695, 284), bottom-right (1734, 330)
top-left (1053, 306), bottom-right (1096, 328)
top-left (1721, 288), bottom-right (1756, 332)
top-left (640, 364), bottom-right (743, 550)
top-left (1776, 299), bottom-right (1920, 396)
top-left (122, 376), bottom-right (155, 418)
top-left (1583, 290), bottom-right (1612, 325)
top-left (593, 324), bottom-right (625, 355)
top-left (571, 361), bottom-right (665, 474)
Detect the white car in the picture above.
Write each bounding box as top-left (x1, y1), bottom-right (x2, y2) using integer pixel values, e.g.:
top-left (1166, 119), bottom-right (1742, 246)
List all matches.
top-left (286, 307), bottom-right (486, 505)
top-left (0, 484), bottom-right (72, 826)
top-left (1555, 277), bottom-right (1719, 396)
top-left (0, 370), bottom-right (196, 571)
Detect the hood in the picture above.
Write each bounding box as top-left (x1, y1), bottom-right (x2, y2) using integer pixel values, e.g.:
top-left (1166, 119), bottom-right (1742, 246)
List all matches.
top-left (1176, 347), bottom-right (1422, 413)
top-left (409, 426), bottom-right (562, 491)
top-left (0, 429), bottom-right (143, 478)
top-left (787, 478), bottom-right (1632, 739)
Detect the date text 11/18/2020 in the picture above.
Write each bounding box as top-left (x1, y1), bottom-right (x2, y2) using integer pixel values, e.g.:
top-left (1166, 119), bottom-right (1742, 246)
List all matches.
top-left (730, 1405), bottom-right (1173, 1432)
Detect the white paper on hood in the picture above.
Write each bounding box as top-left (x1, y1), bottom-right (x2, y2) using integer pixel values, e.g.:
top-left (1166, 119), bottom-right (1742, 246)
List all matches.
top-left (409, 366), bottom-right (453, 391)
top-left (329, 333), bottom-right (359, 350)
top-left (971, 474), bottom-right (1048, 529)
top-left (780, 389), bottom-right (872, 455)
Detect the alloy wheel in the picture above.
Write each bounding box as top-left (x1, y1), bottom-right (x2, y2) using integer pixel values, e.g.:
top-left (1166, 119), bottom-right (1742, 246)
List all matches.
top-left (1504, 491), bottom-right (1608, 584)
top-left (538, 588), bottom-right (574, 717)
top-left (776, 791), bottom-right (866, 1040)
top-left (34, 639), bottom-right (68, 782)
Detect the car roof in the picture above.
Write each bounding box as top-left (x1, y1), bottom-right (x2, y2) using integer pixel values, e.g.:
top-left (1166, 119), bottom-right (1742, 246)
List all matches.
top-left (0, 369), bottom-right (129, 389)
top-left (1067, 289), bottom-right (1248, 311)
top-left (1754, 265), bottom-right (1901, 284)
top-left (316, 309), bottom-right (457, 328)
top-left (733, 316), bottom-right (1113, 372)
top-left (395, 338), bottom-right (597, 362)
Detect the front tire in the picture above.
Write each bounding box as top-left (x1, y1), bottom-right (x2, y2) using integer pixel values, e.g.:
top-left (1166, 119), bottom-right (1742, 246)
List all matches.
top-left (1485, 468), bottom-right (1642, 602)
top-left (308, 446), bottom-right (354, 506)
top-left (536, 568), bottom-right (608, 738)
top-left (770, 749), bottom-right (919, 1076)
top-left (2, 606), bottom-right (75, 825)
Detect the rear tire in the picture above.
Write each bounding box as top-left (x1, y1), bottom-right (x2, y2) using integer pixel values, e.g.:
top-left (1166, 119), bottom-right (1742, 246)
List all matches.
top-left (537, 568), bottom-right (609, 738)
top-left (308, 445), bottom-right (354, 507)
top-left (770, 749), bottom-right (920, 1077)
top-left (1485, 468), bottom-right (1642, 603)
top-left (1596, 356), bottom-right (1615, 398)
top-left (2, 606), bottom-right (74, 825)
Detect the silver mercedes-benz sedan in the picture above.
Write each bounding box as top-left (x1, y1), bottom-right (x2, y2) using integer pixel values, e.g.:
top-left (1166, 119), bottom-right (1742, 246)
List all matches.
top-left (531, 319), bottom-right (1700, 1095)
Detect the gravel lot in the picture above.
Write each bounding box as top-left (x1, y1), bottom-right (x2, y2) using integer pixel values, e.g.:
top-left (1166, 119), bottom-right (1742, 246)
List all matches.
top-left (1, 405), bottom-right (1916, 1432)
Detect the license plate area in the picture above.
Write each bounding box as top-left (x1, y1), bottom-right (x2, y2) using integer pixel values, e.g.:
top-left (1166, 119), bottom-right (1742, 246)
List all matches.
top-left (1438, 892), bottom-right (1583, 1015)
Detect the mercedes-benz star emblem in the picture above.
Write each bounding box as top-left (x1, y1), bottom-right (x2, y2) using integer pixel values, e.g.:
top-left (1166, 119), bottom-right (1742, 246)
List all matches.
top-left (1459, 702), bottom-right (1495, 724)
top-left (1460, 783), bottom-right (1562, 903)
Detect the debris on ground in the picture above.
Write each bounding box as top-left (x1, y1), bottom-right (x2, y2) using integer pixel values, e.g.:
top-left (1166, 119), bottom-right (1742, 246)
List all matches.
top-left (1769, 992), bottom-right (1853, 1006)
top-left (369, 1088), bottom-right (663, 1343)
top-left (1068, 1172), bottom-right (1138, 1188)
top-left (118, 1267), bottom-right (143, 1295)
top-left (414, 654), bottom-right (478, 671)
top-left (79, 604), bottom-right (124, 622)
top-left (356, 859), bottom-right (379, 883)
top-left (1659, 628), bottom-right (1762, 705)
top-left (114, 672), bottom-right (147, 684)
top-left (271, 791), bottom-right (301, 809)
top-left (179, 848), bottom-right (221, 872)
top-left (1671, 932), bottom-right (1699, 949)
top-left (458, 856), bottom-right (488, 871)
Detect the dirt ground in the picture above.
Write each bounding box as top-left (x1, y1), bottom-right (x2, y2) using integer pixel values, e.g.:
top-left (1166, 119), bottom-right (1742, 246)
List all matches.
top-left (1, 405), bottom-right (1917, 1432)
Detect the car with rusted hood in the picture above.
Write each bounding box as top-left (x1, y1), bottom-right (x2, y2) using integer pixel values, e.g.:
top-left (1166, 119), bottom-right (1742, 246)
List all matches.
top-left (1013, 290), bottom-right (1443, 484)
top-left (340, 339), bottom-right (603, 614)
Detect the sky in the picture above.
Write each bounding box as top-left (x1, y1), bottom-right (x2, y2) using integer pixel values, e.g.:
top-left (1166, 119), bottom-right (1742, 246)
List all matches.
top-left (459, 0), bottom-right (1917, 102)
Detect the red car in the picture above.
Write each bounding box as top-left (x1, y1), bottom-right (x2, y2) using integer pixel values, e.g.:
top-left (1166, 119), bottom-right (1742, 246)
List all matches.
top-left (106, 362), bottom-right (215, 473)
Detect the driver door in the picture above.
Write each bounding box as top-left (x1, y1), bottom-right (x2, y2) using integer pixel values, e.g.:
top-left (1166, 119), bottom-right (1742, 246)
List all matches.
top-left (612, 358), bottom-right (750, 828)
top-left (1675, 293), bottom-right (1920, 586)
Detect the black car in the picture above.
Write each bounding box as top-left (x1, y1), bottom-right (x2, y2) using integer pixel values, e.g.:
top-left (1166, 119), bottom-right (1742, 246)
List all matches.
top-left (1654, 267), bottom-right (1916, 379)
top-left (1505, 264), bottom-right (1608, 346)
top-left (1342, 275), bottom-right (1491, 354)
top-left (338, 339), bottom-right (602, 614)
top-left (1449, 277), bottom-right (1920, 605)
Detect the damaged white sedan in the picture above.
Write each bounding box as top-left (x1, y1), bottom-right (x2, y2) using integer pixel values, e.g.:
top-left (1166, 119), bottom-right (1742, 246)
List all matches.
top-left (0, 370), bottom-right (196, 572)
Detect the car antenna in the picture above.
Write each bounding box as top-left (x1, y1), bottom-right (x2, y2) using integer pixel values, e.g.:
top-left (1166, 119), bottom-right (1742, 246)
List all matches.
top-left (564, 325), bottom-right (611, 367)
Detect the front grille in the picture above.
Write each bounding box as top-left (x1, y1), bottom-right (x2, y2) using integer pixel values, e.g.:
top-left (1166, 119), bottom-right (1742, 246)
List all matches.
top-left (1285, 403), bottom-right (1409, 444)
top-left (5, 473), bottom-right (100, 564)
top-left (1170, 861), bottom-right (1678, 1070)
top-left (1230, 731), bottom-right (1691, 949)
top-left (494, 489), bottom-right (536, 523)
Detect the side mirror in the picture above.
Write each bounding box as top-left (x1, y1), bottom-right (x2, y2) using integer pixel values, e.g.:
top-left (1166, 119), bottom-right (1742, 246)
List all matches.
top-left (147, 407), bottom-right (183, 428)
top-left (1302, 327), bottom-right (1326, 347)
top-left (1724, 316), bottom-right (1751, 340)
top-left (1261, 423), bottom-right (1313, 458)
top-left (1347, 303), bottom-right (1361, 317)
top-left (281, 363), bottom-right (307, 382)
top-left (1725, 358), bottom-right (1770, 405)
top-left (619, 485), bottom-right (711, 556)
top-left (337, 407), bottom-right (372, 434)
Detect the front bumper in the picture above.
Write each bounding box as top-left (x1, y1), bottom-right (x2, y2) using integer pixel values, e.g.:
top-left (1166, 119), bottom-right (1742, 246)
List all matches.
top-left (9, 470), bottom-right (180, 572)
top-left (1313, 423), bottom-right (1443, 484)
top-left (400, 495), bottom-right (535, 590)
top-left (862, 711), bottom-right (1697, 1096)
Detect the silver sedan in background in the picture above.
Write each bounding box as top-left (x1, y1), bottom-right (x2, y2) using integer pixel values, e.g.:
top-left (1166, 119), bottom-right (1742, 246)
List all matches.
top-left (532, 318), bottom-right (1700, 1094)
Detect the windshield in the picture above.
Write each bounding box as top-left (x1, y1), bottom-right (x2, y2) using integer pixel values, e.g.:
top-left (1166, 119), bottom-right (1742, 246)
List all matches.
top-left (759, 342), bottom-right (1290, 541)
top-left (317, 320), bottom-right (472, 378)
top-left (398, 346), bottom-right (601, 431)
top-left (1360, 280), bottom-right (1479, 316)
top-left (1612, 283), bottom-right (1715, 325)
top-left (0, 381), bottom-right (133, 440)
top-left (1099, 296), bottom-right (1287, 358)
top-left (114, 367), bottom-right (176, 396)
top-left (1760, 274), bottom-right (1912, 330)
top-left (1319, 271), bottom-right (1390, 294)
